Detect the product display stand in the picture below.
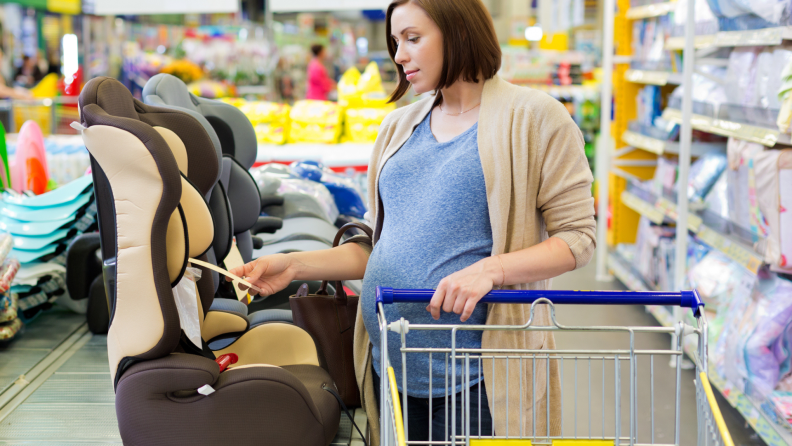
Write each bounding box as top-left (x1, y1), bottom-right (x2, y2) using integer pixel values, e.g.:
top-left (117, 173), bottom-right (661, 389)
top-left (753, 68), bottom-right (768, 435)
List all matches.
top-left (605, 0), bottom-right (792, 441)
top-left (595, 0), bottom-right (616, 282)
top-left (672, 0), bottom-right (695, 358)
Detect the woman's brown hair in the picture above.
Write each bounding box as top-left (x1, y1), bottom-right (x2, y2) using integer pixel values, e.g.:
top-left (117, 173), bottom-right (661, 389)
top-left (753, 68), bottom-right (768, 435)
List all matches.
top-left (386, 0), bottom-right (501, 104)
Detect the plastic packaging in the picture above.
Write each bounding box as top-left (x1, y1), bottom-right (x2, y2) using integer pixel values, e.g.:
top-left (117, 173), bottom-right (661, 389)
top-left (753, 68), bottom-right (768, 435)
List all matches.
top-left (238, 101), bottom-right (291, 145)
top-left (172, 267), bottom-right (203, 349)
top-left (720, 273), bottom-right (792, 399)
top-left (290, 161), bottom-right (367, 218)
top-left (685, 151), bottom-right (728, 202)
top-left (288, 100), bottom-right (343, 144)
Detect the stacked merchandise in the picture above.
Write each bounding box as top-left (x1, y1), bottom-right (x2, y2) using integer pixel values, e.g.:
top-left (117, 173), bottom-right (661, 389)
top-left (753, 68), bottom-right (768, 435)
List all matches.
top-left (631, 12), bottom-right (679, 71)
top-left (1, 175), bottom-right (97, 324)
top-left (7, 135), bottom-right (91, 187)
top-left (0, 234), bottom-right (20, 345)
top-left (222, 62), bottom-right (394, 145)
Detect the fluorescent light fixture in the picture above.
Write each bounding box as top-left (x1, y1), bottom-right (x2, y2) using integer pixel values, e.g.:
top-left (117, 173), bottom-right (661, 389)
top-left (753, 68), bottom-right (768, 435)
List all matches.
top-left (525, 26), bottom-right (543, 42)
top-left (63, 34), bottom-right (79, 82)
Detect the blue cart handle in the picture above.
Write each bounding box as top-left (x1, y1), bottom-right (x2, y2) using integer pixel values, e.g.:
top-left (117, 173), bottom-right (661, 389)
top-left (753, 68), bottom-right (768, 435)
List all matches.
top-left (376, 287), bottom-right (703, 314)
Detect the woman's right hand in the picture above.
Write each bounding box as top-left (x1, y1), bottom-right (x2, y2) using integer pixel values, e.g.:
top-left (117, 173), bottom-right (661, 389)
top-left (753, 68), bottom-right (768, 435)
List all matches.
top-left (227, 254), bottom-right (297, 297)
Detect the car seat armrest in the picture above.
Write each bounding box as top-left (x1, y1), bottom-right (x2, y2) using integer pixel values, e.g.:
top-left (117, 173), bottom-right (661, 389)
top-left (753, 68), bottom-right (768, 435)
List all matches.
top-left (116, 354), bottom-right (220, 394)
top-left (252, 236), bottom-right (264, 250)
top-left (65, 233), bottom-right (103, 300)
top-left (203, 299), bottom-right (250, 342)
top-left (260, 195), bottom-right (285, 208)
top-left (247, 309), bottom-right (293, 328)
top-left (252, 216), bottom-right (283, 234)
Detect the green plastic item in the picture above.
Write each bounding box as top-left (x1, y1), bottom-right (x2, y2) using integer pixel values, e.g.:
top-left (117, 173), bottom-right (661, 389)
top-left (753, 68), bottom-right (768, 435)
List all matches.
top-left (0, 121), bottom-right (8, 191)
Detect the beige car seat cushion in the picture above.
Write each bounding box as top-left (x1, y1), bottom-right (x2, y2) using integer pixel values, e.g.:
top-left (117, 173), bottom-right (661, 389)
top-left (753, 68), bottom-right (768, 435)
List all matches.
top-left (153, 126), bottom-right (188, 175)
top-left (202, 311), bottom-right (248, 342)
top-left (82, 124), bottom-right (167, 381)
top-left (179, 176), bottom-right (214, 257)
top-left (215, 323), bottom-right (321, 368)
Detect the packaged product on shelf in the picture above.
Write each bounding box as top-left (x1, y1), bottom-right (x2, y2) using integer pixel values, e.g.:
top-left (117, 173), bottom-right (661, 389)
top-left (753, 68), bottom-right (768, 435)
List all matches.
top-left (704, 171), bottom-right (730, 220)
top-left (337, 66), bottom-right (362, 108)
top-left (719, 273), bottom-right (792, 399)
top-left (688, 250), bottom-right (751, 314)
top-left (239, 101), bottom-right (291, 145)
top-left (651, 157), bottom-right (678, 197)
top-left (753, 148), bottom-right (792, 271)
top-left (673, 0), bottom-right (720, 36)
top-left (726, 138), bottom-right (767, 235)
top-left (685, 150), bottom-right (728, 203)
top-left (288, 100), bottom-right (343, 144)
top-left (342, 105), bottom-right (395, 143)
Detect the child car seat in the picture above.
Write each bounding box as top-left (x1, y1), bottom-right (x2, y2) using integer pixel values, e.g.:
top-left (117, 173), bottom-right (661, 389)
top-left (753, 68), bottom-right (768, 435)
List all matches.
top-left (77, 78), bottom-right (340, 445)
top-left (142, 74), bottom-right (262, 263)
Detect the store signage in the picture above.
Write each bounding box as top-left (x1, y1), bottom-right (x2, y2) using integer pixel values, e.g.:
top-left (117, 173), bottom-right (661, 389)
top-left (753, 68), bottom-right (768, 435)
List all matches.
top-left (48, 0), bottom-right (80, 14)
top-left (269, 0), bottom-right (388, 12)
top-left (82, 0), bottom-right (238, 15)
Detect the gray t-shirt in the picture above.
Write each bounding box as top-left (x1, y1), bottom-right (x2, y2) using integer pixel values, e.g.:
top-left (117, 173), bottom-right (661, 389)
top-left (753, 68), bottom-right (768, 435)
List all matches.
top-left (361, 112), bottom-right (493, 398)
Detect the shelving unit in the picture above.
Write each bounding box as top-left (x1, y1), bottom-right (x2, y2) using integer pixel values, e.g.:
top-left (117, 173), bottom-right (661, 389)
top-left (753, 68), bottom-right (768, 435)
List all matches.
top-left (662, 108), bottom-right (790, 147)
top-left (255, 143), bottom-right (373, 171)
top-left (621, 129), bottom-right (725, 155)
top-left (606, 254), bottom-right (792, 446)
top-left (624, 69), bottom-right (683, 86)
top-left (618, 189), bottom-right (764, 274)
top-left (625, 1), bottom-right (677, 20)
top-left (665, 26), bottom-right (792, 50)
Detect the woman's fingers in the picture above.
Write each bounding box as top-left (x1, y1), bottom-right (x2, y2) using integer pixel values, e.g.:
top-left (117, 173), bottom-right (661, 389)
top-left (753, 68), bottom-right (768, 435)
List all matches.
top-left (427, 282), bottom-right (446, 320)
top-left (460, 297), bottom-right (479, 322)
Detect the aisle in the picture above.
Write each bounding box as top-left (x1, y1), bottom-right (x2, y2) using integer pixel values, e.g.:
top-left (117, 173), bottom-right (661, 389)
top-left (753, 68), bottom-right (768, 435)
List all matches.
top-left (552, 255), bottom-right (765, 445)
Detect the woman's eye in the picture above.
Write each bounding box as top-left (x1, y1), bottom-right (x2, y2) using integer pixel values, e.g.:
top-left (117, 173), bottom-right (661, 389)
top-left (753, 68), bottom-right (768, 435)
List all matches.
top-left (408, 37), bottom-right (419, 43)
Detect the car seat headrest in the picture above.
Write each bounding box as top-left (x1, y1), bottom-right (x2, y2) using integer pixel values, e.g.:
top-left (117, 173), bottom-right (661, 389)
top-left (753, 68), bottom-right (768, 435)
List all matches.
top-left (79, 77), bottom-right (139, 120)
top-left (82, 77), bottom-right (221, 198)
top-left (142, 73), bottom-right (258, 170)
top-left (142, 73), bottom-right (196, 110)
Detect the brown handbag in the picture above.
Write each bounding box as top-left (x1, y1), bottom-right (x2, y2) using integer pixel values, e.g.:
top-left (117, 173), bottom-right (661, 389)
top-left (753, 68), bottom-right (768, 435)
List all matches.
top-left (290, 222), bottom-right (373, 407)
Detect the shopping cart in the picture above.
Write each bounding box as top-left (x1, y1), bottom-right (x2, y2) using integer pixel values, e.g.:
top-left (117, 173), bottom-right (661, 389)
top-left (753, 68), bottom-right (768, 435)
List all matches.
top-left (375, 287), bottom-right (734, 446)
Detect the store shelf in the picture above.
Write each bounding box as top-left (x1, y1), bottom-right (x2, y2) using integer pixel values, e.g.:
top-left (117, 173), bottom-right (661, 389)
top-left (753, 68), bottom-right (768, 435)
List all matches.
top-left (624, 69), bottom-right (683, 86)
top-left (662, 108), bottom-right (790, 147)
top-left (619, 190), bottom-right (764, 274)
top-left (666, 26), bottom-right (792, 50)
top-left (637, 300), bottom-right (792, 446)
top-left (621, 130), bottom-right (726, 156)
top-left (625, 1), bottom-right (677, 20)
top-left (255, 143), bottom-right (373, 170)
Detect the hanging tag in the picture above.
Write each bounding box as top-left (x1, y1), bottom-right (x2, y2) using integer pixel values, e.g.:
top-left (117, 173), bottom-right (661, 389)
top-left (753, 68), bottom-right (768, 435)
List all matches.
top-left (197, 384), bottom-right (215, 396)
top-left (188, 258), bottom-right (265, 297)
top-left (70, 122), bottom-right (86, 132)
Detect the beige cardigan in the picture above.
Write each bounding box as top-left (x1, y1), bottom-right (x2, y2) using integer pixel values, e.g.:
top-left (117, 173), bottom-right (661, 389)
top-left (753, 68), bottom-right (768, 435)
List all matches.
top-left (353, 75), bottom-right (596, 444)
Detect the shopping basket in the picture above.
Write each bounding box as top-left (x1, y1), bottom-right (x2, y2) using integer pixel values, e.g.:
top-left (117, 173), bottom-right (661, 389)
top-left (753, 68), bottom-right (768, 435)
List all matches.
top-left (375, 287), bottom-right (733, 446)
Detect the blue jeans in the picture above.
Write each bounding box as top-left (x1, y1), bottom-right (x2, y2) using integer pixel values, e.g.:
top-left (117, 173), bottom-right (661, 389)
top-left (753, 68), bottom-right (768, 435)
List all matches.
top-left (372, 370), bottom-right (493, 442)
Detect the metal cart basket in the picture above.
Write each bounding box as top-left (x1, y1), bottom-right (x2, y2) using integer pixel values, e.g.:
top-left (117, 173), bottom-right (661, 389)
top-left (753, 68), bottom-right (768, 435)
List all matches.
top-left (375, 287), bottom-right (733, 446)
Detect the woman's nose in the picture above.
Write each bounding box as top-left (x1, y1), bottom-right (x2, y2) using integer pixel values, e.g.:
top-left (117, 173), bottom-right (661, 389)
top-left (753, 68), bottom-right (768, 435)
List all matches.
top-left (394, 44), bottom-right (408, 65)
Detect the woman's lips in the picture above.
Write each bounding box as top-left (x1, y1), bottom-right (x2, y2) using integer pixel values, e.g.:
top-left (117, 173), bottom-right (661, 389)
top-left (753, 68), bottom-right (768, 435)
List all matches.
top-left (405, 70), bottom-right (419, 81)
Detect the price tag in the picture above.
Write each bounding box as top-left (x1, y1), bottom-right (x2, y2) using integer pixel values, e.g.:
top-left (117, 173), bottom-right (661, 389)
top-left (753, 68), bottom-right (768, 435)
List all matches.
top-left (714, 27), bottom-right (784, 47)
top-left (661, 109), bottom-right (779, 147)
top-left (687, 214), bottom-right (703, 233)
top-left (622, 130), bottom-right (665, 154)
top-left (624, 69), bottom-right (670, 86)
top-left (621, 191), bottom-right (664, 224)
top-left (626, 1), bottom-right (676, 19)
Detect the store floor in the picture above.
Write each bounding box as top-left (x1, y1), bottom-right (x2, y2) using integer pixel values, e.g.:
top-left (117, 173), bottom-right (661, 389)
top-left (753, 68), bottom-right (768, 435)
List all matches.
top-left (0, 256), bottom-right (765, 445)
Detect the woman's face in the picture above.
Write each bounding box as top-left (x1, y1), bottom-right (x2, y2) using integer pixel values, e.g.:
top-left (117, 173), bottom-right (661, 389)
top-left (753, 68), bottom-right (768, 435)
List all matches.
top-left (390, 2), bottom-right (443, 95)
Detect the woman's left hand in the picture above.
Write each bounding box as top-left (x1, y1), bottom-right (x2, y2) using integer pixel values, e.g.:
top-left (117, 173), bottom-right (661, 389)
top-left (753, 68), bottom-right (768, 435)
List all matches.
top-left (427, 257), bottom-right (502, 322)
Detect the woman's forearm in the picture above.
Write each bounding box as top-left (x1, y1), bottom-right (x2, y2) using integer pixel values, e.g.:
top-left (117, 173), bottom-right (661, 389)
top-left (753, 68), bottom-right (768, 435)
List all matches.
top-left (286, 242), bottom-right (370, 282)
top-left (481, 237), bottom-right (576, 287)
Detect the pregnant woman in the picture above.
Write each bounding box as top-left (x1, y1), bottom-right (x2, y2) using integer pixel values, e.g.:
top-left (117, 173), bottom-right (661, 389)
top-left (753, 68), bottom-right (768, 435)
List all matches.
top-left (231, 0), bottom-right (596, 443)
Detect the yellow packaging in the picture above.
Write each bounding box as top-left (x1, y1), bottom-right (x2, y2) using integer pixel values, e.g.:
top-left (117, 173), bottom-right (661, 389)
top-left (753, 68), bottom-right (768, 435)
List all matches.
top-left (289, 100), bottom-right (342, 144)
top-left (338, 66), bottom-right (362, 108)
top-left (342, 104), bottom-right (396, 143)
top-left (240, 101), bottom-right (291, 145)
